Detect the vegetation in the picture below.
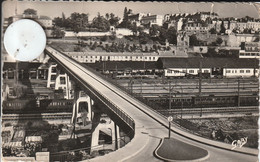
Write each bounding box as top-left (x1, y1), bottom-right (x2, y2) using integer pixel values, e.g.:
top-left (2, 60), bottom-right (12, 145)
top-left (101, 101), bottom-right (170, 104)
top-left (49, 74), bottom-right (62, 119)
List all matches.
top-left (23, 8), bottom-right (37, 15)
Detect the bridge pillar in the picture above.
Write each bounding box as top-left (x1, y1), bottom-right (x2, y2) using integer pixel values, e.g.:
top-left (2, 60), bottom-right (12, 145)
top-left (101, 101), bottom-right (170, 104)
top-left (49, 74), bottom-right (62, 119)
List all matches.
top-left (71, 91), bottom-right (94, 125)
top-left (47, 64), bottom-right (57, 88)
top-left (90, 119), bottom-right (120, 153)
top-left (54, 72), bottom-right (72, 99)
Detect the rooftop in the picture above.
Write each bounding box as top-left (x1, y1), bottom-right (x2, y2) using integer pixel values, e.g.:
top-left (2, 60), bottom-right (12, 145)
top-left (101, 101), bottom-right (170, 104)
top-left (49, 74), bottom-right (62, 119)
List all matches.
top-left (158, 57), bottom-right (259, 69)
top-left (86, 61), bottom-right (158, 71)
top-left (12, 14), bottom-right (52, 20)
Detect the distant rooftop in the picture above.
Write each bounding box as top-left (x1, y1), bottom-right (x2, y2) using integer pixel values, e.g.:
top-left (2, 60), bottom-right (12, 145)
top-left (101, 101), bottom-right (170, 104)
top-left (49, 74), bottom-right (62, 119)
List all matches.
top-left (158, 57), bottom-right (259, 69)
top-left (12, 14), bottom-right (52, 20)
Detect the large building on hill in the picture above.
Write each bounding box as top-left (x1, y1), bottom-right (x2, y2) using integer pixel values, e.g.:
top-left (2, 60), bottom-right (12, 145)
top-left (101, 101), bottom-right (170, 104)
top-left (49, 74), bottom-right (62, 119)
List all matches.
top-left (140, 14), bottom-right (164, 26)
top-left (8, 14), bottom-right (52, 29)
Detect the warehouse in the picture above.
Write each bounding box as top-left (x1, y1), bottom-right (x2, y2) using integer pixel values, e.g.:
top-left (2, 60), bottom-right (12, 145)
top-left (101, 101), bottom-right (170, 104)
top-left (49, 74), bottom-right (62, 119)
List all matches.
top-left (158, 58), bottom-right (259, 78)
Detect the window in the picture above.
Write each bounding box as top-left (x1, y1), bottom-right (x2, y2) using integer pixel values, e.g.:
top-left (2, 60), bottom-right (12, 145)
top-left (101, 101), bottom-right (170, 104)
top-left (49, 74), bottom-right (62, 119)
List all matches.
top-left (51, 75), bottom-right (56, 81)
top-left (60, 77), bottom-right (66, 84)
top-left (167, 70), bottom-right (172, 73)
top-left (240, 70), bottom-right (244, 73)
top-left (226, 70), bottom-right (231, 73)
top-left (246, 70), bottom-right (250, 73)
top-left (204, 70), bottom-right (209, 73)
top-left (189, 70), bottom-right (194, 73)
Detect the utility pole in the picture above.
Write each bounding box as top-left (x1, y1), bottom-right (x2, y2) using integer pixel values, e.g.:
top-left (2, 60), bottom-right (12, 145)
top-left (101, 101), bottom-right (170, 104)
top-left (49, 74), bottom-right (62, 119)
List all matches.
top-left (181, 86), bottom-right (183, 120)
top-left (140, 75), bottom-right (143, 95)
top-left (169, 81), bottom-right (172, 112)
top-left (238, 78), bottom-right (240, 107)
top-left (199, 60), bottom-right (202, 96)
top-left (199, 60), bottom-right (203, 117)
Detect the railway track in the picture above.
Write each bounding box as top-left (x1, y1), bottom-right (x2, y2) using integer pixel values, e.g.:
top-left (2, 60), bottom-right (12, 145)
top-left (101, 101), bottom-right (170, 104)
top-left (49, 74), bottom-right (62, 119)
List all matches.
top-left (2, 113), bottom-right (72, 121)
top-left (157, 106), bottom-right (259, 115)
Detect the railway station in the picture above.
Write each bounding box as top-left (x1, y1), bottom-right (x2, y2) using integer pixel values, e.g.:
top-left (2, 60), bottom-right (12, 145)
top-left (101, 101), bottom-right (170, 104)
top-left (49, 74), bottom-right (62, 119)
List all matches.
top-left (2, 2), bottom-right (259, 161)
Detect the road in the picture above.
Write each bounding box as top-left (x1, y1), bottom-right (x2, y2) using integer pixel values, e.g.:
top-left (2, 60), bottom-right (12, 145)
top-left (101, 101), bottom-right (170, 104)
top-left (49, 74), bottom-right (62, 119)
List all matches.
top-left (46, 46), bottom-right (257, 162)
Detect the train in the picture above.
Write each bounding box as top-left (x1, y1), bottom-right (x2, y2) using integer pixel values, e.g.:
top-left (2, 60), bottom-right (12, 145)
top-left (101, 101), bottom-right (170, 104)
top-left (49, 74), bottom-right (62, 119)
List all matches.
top-left (3, 94), bottom-right (258, 114)
top-left (146, 94), bottom-right (259, 109)
top-left (2, 99), bottom-right (73, 114)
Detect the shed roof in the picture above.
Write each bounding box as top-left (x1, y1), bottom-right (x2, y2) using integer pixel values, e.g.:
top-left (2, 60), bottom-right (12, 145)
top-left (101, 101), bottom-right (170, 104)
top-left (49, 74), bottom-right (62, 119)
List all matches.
top-left (158, 58), bottom-right (259, 69)
top-left (86, 61), bottom-right (158, 71)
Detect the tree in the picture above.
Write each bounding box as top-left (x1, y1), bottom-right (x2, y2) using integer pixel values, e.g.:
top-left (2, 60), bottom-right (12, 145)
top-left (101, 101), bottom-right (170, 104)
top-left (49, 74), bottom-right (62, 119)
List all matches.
top-left (23, 9), bottom-right (37, 15)
top-left (51, 27), bottom-right (65, 38)
top-left (108, 13), bottom-right (120, 26)
top-left (189, 34), bottom-right (199, 46)
top-left (91, 13), bottom-right (110, 31)
top-left (105, 13), bottom-right (110, 20)
top-left (118, 7), bottom-right (131, 28)
top-left (209, 28), bottom-right (217, 34)
top-left (53, 17), bottom-right (64, 27)
top-left (149, 25), bottom-right (161, 37)
top-left (165, 27), bottom-right (177, 45)
top-left (101, 35), bottom-right (108, 41)
top-left (139, 32), bottom-right (149, 44)
top-left (216, 37), bottom-right (223, 45)
top-left (220, 21), bottom-right (226, 34)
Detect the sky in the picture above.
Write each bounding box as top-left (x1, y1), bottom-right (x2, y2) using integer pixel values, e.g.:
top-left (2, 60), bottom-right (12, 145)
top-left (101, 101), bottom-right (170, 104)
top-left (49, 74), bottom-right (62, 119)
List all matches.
top-left (2, 1), bottom-right (260, 20)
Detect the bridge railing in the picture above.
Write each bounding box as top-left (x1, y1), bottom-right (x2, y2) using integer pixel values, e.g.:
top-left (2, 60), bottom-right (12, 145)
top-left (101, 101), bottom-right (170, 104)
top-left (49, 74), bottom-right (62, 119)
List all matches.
top-left (50, 129), bottom-right (133, 162)
top-left (46, 46), bottom-right (135, 132)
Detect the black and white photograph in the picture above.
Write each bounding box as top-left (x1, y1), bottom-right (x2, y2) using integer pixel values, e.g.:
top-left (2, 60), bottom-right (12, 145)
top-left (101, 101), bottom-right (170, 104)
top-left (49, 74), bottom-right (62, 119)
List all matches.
top-left (1, 1), bottom-right (260, 161)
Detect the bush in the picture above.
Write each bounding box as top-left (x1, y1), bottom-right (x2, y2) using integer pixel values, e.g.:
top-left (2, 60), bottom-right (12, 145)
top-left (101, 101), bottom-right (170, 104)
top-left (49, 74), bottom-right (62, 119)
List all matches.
top-left (109, 34), bottom-right (116, 41)
top-left (101, 35), bottom-right (108, 41)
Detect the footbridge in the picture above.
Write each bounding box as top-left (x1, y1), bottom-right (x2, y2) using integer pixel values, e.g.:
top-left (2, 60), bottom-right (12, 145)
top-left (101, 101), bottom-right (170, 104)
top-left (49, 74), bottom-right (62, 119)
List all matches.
top-left (45, 45), bottom-right (258, 162)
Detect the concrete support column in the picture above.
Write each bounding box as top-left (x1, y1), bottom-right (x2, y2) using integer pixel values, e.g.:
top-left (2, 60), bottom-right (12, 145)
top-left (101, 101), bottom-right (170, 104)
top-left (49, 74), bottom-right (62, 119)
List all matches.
top-left (112, 123), bottom-right (120, 150)
top-left (71, 93), bottom-right (94, 124)
top-left (47, 64), bottom-right (57, 88)
top-left (36, 70), bottom-right (39, 79)
top-left (90, 119), bottom-right (120, 153)
top-left (55, 72), bottom-right (72, 99)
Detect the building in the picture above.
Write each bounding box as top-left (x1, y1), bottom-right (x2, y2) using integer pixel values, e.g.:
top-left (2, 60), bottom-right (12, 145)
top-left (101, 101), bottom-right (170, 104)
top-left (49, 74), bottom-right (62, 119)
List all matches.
top-left (128, 13), bottom-right (145, 26)
top-left (166, 18), bottom-right (183, 31)
top-left (64, 50), bottom-right (186, 63)
top-left (199, 12), bottom-right (219, 21)
top-left (159, 57), bottom-right (259, 78)
top-left (9, 14), bottom-right (52, 29)
top-left (185, 21), bottom-right (208, 35)
top-left (141, 14), bottom-right (164, 27)
top-left (236, 22), bottom-right (247, 32)
top-left (86, 61), bottom-right (159, 76)
top-left (6, 14), bottom-right (53, 38)
top-left (229, 21), bottom-right (237, 31)
top-left (247, 21), bottom-right (260, 31)
top-left (239, 42), bottom-right (260, 59)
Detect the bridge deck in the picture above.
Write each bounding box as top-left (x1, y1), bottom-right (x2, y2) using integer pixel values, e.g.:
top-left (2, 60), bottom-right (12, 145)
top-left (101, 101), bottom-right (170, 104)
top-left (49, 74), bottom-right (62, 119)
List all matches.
top-left (45, 46), bottom-right (258, 162)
